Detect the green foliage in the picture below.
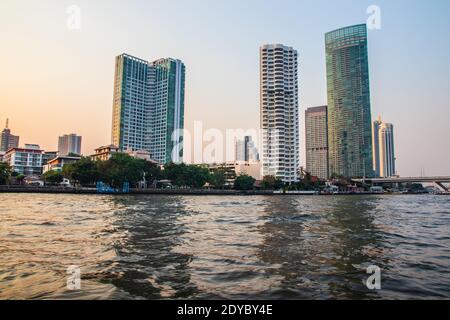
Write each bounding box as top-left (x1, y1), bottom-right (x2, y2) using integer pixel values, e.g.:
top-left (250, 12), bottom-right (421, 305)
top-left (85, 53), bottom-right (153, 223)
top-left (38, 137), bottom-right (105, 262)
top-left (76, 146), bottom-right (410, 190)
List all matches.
top-left (209, 169), bottom-right (226, 189)
top-left (0, 162), bottom-right (11, 185)
top-left (234, 174), bottom-right (255, 191)
top-left (98, 153), bottom-right (145, 188)
top-left (62, 153), bottom-right (162, 188)
top-left (142, 161), bottom-right (162, 185)
top-left (43, 170), bottom-right (64, 185)
top-left (285, 172), bottom-right (324, 191)
top-left (261, 175), bottom-right (284, 190)
top-left (67, 152), bottom-right (81, 157)
top-left (63, 157), bottom-right (99, 186)
top-left (163, 163), bottom-right (210, 188)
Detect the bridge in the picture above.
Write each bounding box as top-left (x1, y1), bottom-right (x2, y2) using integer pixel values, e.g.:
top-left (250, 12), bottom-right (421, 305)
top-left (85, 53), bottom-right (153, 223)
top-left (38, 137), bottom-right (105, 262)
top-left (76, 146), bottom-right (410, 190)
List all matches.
top-left (352, 177), bottom-right (450, 192)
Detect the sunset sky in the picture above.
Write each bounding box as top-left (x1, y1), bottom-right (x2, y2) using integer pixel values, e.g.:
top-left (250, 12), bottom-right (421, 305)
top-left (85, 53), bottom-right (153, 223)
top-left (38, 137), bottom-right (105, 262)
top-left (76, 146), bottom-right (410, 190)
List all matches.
top-left (1, 0), bottom-right (449, 176)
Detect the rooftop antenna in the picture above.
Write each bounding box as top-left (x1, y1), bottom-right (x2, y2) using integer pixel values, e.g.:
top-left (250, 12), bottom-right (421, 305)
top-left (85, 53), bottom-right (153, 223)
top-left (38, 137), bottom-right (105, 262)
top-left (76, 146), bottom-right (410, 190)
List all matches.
top-left (5, 118), bottom-right (9, 129)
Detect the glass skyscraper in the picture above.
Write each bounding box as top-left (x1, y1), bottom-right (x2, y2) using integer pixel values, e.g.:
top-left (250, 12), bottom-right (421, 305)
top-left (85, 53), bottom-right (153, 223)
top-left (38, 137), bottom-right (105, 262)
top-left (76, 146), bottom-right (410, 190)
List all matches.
top-left (325, 24), bottom-right (374, 178)
top-left (111, 54), bottom-right (185, 164)
top-left (150, 58), bottom-right (185, 164)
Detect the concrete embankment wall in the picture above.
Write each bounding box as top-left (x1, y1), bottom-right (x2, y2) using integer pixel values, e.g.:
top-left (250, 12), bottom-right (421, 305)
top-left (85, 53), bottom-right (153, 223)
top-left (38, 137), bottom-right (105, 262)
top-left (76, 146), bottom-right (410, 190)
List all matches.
top-left (0, 186), bottom-right (274, 196)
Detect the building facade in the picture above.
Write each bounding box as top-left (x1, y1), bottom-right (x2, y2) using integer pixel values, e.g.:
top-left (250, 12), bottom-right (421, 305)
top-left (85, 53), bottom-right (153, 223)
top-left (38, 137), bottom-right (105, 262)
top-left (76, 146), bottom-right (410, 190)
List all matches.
top-left (260, 44), bottom-right (299, 183)
top-left (150, 58), bottom-right (185, 164)
top-left (305, 106), bottom-right (328, 180)
top-left (3, 145), bottom-right (43, 176)
top-left (58, 134), bottom-right (82, 156)
top-left (208, 161), bottom-right (262, 187)
top-left (90, 145), bottom-right (119, 162)
top-left (325, 24), bottom-right (374, 178)
top-left (111, 54), bottom-right (185, 164)
top-left (373, 117), bottom-right (396, 177)
top-left (43, 156), bottom-right (81, 173)
top-left (1, 119), bottom-right (19, 152)
top-left (235, 136), bottom-right (259, 162)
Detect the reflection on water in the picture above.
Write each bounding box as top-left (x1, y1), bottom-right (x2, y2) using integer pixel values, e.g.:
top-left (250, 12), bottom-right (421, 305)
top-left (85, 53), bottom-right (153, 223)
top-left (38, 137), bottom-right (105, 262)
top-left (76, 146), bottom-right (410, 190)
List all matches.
top-left (0, 194), bottom-right (449, 299)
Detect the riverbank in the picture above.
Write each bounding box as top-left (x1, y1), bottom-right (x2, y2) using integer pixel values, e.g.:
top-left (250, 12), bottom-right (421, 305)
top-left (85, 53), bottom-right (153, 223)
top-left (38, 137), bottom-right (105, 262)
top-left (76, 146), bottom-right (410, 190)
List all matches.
top-left (0, 186), bottom-right (279, 195)
top-left (0, 185), bottom-right (447, 196)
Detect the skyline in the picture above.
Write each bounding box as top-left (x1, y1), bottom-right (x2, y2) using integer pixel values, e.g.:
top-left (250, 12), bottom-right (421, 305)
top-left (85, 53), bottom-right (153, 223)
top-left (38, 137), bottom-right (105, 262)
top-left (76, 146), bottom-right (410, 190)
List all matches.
top-left (1, 0), bottom-right (450, 176)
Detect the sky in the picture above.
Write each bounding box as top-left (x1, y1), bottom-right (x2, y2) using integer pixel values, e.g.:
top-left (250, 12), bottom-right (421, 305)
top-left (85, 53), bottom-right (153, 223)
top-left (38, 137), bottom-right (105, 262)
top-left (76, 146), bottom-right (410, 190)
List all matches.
top-left (0, 0), bottom-right (449, 176)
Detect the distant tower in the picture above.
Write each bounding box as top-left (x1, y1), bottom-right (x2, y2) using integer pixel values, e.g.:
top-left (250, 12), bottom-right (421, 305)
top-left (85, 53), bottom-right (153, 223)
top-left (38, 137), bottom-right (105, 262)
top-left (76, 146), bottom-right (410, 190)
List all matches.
top-left (373, 116), bottom-right (396, 177)
top-left (58, 134), bottom-right (82, 156)
top-left (1, 119), bottom-right (19, 152)
top-left (305, 106), bottom-right (328, 180)
top-left (235, 136), bottom-right (259, 162)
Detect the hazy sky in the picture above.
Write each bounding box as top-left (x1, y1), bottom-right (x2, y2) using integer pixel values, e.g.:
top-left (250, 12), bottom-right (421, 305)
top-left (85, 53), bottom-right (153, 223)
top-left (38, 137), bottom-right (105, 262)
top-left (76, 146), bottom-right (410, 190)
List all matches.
top-left (1, 0), bottom-right (449, 176)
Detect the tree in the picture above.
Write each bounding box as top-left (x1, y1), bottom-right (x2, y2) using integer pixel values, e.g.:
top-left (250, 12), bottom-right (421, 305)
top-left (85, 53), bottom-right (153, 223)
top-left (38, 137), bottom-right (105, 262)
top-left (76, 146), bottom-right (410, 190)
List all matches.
top-left (261, 175), bottom-right (284, 190)
top-left (0, 162), bottom-right (11, 185)
top-left (63, 157), bottom-right (99, 186)
top-left (163, 162), bottom-right (188, 187)
top-left (43, 170), bottom-right (64, 185)
top-left (163, 163), bottom-right (210, 188)
top-left (186, 165), bottom-right (210, 188)
top-left (234, 174), bottom-right (255, 191)
top-left (99, 153), bottom-right (145, 188)
top-left (209, 169), bottom-right (226, 189)
top-left (142, 161), bottom-right (162, 187)
top-left (67, 152), bottom-right (81, 157)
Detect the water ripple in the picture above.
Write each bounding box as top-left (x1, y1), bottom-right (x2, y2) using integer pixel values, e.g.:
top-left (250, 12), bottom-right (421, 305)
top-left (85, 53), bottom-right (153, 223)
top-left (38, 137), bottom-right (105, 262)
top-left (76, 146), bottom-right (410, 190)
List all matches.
top-left (0, 194), bottom-right (449, 299)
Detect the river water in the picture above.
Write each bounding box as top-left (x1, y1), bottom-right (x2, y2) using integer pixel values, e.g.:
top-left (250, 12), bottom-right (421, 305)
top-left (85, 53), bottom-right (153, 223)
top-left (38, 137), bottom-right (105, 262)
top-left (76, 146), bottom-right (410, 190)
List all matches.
top-left (0, 193), bottom-right (449, 300)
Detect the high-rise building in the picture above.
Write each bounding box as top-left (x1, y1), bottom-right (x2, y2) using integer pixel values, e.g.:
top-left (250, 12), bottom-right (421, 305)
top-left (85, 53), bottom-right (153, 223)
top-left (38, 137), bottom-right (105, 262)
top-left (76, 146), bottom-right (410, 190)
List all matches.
top-left (325, 24), bottom-right (374, 178)
top-left (112, 54), bottom-right (153, 153)
top-left (260, 44), bottom-right (299, 183)
top-left (111, 54), bottom-right (185, 164)
top-left (305, 106), bottom-right (328, 180)
top-left (373, 117), bottom-right (396, 177)
top-left (235, 136), bottom-right (259, 162)
top-left (58, 134), bottom-right (82, 156)
top-left (150, 58), bottom-right (185, 164)
top-left (0, 119), bottom-right (19, 152)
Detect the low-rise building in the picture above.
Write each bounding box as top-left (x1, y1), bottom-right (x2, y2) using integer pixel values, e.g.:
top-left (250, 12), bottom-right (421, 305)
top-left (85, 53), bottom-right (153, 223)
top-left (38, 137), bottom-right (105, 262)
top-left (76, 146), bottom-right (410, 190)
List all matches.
top-left (207, 161), bottom-right (262, 186)
top-left (42, 151), bottom-right (58, 165)
top-left (235, 161), bottom-right (262, 181)
top-left (90, 145), bottom-right (119, 162)
top-left (125, 149), bottom-right (159, 164)
top-left (208, 162), bottom-right (237, 187)
top-left (43, 155), bottom-right (81, 173)
top-left (3, 146), bottom-right (44, 176)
